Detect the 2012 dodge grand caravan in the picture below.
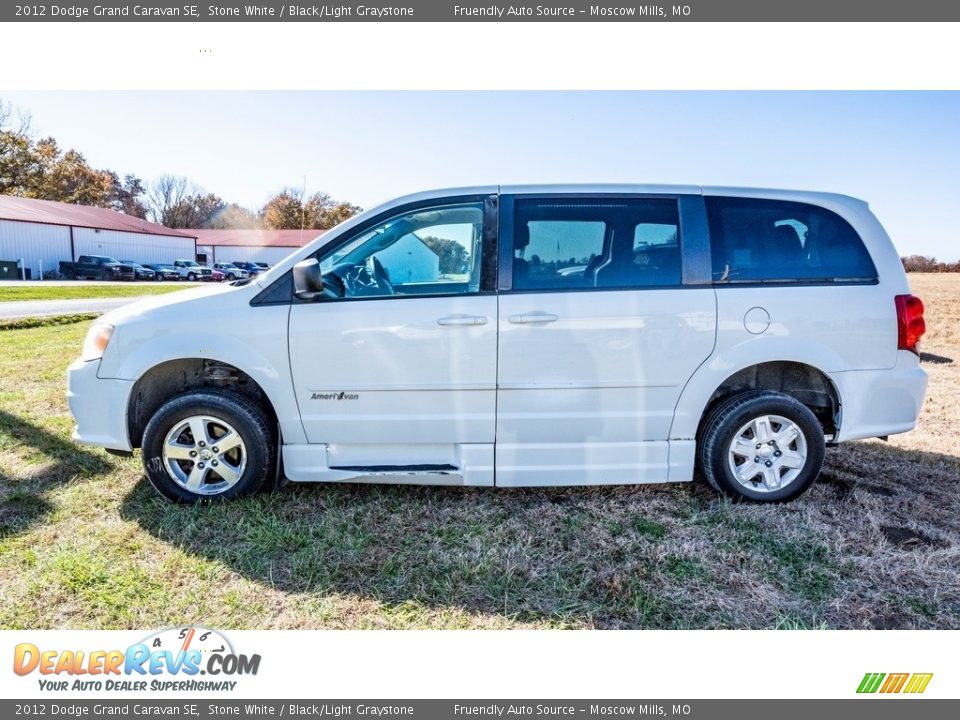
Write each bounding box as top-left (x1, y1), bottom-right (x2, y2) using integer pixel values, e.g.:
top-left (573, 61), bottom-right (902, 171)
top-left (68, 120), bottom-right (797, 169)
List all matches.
top-left (67, 185), bottom-right (928, 503)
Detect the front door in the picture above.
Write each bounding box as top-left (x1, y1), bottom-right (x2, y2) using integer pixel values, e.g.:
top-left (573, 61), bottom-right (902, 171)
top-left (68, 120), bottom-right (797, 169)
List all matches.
top-left (495, 194), bottom-right (717, 486)
top-left (288, 196), bottom-right (498, 485)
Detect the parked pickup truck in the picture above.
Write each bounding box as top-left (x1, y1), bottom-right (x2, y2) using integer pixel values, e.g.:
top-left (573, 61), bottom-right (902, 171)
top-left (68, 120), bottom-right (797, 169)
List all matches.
top-left (59, 255), bottom-right (135, 281)
top-left (172, 259), bottom-right (214, 282)
top-left (213, 263), bottom-right (249, 281)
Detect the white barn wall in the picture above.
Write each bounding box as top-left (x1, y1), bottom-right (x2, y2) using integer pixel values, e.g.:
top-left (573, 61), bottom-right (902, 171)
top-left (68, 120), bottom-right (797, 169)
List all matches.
top-left (73, 228), bottom-right (195, 266)
top-left (212, 245), bottom-right (298, 266)
top-left (0, 220), bottom-right (71, 279)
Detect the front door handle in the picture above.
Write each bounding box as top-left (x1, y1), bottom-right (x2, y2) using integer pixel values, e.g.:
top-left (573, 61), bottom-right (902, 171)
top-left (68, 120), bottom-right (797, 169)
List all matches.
top-left (437, 314), bottom-right (488, 326)
top-left (508, 312), bottom-right (559, 324)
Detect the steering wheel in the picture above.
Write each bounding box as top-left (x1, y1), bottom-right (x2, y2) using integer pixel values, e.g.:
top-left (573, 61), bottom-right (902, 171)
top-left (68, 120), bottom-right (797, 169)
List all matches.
top-left (371, 256), bottom-right (394, 295)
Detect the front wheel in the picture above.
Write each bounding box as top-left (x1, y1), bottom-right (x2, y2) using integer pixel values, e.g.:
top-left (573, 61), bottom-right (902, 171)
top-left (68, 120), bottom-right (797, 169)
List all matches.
top-left (141, 390), bottom-right (275, 503)
top-left (187, 272), bottom-right (196, 281)
top-left (697, 390), bottom-right (825, 503)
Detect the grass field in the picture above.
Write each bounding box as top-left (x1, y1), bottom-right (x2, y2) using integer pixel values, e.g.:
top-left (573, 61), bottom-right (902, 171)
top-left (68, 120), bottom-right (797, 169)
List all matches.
top-left (0, 284), bottom-right (189, 302)
top-left (0, 275), bottom-right (957, 630)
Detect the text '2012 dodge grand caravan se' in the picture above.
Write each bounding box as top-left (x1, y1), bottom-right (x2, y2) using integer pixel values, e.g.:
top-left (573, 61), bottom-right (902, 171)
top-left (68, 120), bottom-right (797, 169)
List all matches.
top-left (67, 185), bottom-right (928, 503)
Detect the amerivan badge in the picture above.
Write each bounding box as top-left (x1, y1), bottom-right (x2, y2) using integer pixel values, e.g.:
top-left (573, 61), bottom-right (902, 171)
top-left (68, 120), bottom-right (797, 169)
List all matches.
top-left (311, 392), bottom-right (359, 401)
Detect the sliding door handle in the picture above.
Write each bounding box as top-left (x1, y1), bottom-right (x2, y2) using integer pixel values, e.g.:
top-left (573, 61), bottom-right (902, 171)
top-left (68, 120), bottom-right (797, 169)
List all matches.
top-left (508, 312), bottom-right (559, 324)
top-left (437, 314), bottom-right (488, 326)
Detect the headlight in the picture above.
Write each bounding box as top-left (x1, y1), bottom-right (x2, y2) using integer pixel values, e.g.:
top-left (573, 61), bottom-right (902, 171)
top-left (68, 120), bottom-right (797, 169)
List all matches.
top-left (81, 323), bottom-right (115, 362)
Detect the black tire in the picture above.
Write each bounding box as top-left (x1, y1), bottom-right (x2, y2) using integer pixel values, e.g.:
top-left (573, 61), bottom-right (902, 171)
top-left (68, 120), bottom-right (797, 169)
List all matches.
top-left (63, 270), bottom-right (75, 280)
top-left (141, 389), bottom-right (275, 503)
top-left (187, 272), bottom-right (196, 282)
top-left (697, 390), bottom-right (825, 503)
top-left (227, 273), bottom-right (236, 281)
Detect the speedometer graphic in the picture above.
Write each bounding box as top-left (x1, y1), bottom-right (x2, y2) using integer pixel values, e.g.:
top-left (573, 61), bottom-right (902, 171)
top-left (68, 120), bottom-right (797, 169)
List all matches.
top-left (139, 626), bottom-right (234, 659)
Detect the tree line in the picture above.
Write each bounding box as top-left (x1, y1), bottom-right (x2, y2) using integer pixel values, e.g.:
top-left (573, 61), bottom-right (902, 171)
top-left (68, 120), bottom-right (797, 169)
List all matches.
top-left (901, 255), bottom-right (960, 273)
top-left (0, 100), bottom-right (361, 231)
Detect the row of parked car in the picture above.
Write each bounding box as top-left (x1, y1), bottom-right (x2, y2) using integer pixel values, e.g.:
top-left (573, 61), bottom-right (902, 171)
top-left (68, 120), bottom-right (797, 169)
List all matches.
top-left (57, 256), bottom-right (270, 282)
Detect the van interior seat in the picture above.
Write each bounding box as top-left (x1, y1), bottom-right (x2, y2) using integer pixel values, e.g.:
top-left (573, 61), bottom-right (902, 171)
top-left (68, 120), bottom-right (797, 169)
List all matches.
top-left (772, 224), bottom-right (806, 266)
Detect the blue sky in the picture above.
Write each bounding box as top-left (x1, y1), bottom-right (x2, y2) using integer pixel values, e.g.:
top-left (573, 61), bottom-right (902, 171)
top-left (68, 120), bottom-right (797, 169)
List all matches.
top-left (4, 91), bottom-right (958, 260)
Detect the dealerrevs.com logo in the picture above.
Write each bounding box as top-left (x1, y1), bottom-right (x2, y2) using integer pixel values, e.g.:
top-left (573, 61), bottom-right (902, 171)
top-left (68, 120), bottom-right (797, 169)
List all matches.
top-left (13, 627), bottom-right (260, 692)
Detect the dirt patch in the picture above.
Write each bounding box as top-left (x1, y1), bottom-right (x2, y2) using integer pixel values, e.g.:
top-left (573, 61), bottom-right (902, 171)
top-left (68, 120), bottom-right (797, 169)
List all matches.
top-left (880, 525), bottom-right (942, 549)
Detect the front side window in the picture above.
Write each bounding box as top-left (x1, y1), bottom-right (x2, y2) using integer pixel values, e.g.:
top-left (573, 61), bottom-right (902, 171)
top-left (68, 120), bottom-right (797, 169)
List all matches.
top-left (318, 202), bottom-right (485, 299)
top-left (705, 197), bottom-right (877, 283)
top-left (511, 198), bottom-right (682, 291)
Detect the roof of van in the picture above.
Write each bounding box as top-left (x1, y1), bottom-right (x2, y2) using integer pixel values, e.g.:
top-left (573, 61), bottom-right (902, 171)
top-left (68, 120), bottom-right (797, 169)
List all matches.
top-left (383, 185), bottom-right (867, 206)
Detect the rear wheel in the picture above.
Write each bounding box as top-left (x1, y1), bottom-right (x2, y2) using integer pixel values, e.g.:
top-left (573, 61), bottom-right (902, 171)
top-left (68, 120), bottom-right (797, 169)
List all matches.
top-left (141, 390), bottom-right (274, 503)
top-left (697, 390), bottom-right (825, 502)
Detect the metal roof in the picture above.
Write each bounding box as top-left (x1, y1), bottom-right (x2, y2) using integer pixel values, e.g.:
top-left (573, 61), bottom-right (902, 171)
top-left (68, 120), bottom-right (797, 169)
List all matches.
top-left (191, 228), bottom-right (324, 248)
top-left (0, 195), bottom-right (196, 238)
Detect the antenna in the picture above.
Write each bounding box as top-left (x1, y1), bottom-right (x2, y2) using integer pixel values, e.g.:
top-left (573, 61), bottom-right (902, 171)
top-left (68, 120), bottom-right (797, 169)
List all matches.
top-left (300, 174), bottom-right (307, 244)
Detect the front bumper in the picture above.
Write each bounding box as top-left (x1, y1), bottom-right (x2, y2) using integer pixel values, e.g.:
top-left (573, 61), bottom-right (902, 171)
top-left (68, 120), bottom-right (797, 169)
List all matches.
top-left (830, 351), bottom-right (929, 442)
top-left (66, 357), bottom-right (135, 451)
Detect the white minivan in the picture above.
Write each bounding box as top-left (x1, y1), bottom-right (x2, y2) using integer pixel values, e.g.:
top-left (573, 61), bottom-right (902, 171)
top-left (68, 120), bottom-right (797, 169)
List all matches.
top-left (67, 185), bottom-right (928, 503)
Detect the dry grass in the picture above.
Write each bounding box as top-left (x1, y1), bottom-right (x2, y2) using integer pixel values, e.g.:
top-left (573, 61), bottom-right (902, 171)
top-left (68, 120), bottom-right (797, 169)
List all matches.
top-left (0, 275), bottom-right (957, 630)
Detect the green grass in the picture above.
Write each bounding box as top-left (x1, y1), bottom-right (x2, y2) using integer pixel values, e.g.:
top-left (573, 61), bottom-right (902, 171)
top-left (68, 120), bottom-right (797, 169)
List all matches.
top-left (0, 322), bottom-right (958, 630)
top-left (0, 313), bottom-right (100, 331)
top-left (0, 284), bottom-right (189, 302)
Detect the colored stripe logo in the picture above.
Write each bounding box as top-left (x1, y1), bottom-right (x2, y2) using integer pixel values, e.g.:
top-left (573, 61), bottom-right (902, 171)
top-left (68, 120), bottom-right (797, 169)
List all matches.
top-left (857, 672), bottom-right (933, 694)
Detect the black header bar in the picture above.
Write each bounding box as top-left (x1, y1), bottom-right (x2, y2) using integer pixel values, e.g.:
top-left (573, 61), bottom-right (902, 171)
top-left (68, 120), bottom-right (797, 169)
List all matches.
top-left (4, 1), bottom-right (960, 22)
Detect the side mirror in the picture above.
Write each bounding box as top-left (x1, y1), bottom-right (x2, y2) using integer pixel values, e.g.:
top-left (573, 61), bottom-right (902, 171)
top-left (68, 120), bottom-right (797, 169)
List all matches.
top-left (293, 258), bottom-right (324, 300)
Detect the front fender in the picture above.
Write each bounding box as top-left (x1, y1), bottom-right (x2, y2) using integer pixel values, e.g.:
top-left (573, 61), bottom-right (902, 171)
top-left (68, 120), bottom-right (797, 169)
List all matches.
top-left (97, 303), bottom-right (306, 445)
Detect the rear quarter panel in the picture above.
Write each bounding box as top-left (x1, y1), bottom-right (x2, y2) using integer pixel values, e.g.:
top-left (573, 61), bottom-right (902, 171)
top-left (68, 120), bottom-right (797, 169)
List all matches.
top-left (671, 190), bottom-right (910, 441)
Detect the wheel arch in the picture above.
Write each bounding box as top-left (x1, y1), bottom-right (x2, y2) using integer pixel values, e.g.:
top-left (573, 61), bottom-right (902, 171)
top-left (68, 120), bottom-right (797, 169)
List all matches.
top-left (672, 355), bottom-right (843, 442)
top-left (126, 358), bottom-right (281, 449)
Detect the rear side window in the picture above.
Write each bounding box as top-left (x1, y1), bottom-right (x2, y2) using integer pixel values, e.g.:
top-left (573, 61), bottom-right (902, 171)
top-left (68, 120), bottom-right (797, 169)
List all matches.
top-left (705, 197), bottom-right (877, 283)
top-left (512, 198), bottom-right (681, 291)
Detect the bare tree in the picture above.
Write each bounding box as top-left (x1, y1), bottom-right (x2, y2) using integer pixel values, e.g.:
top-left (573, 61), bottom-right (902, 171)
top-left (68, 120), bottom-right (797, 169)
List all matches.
top-left (0, 99), bottom-right (32, 136)
top-left (147, 174), bottom-right (225, 228)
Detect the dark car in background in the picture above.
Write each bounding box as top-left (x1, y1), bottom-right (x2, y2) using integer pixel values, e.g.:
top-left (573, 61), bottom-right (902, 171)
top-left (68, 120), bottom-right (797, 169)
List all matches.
top-left (59, 255), bottom-right (135, 281)
top-left (144, 263), bottom-right (180, 281)
top-left (231, 261), bottom-right (265, 276)
top-left (121, 261), bottom-right (157, 281)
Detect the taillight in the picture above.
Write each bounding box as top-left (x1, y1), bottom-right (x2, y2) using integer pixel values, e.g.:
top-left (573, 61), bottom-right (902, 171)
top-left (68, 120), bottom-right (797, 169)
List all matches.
top-left (895, 294), bottom-right (925, 355)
